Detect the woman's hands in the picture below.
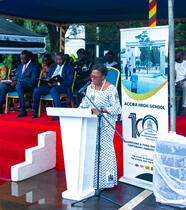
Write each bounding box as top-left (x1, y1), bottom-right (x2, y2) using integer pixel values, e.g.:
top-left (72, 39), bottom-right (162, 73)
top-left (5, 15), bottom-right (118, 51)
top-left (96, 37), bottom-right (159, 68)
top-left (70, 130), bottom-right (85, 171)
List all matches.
top-left (91, 108), bottom-right (108, 114)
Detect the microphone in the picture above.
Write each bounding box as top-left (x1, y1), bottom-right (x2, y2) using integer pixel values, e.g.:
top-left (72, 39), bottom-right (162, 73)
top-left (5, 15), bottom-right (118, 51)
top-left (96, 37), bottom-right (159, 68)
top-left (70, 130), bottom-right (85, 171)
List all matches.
top-left (78, 81), bottom-right (91, 94)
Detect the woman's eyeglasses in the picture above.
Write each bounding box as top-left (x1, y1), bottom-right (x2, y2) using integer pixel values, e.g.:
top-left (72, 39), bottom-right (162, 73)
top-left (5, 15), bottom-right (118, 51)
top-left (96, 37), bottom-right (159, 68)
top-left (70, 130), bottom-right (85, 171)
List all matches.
top-left (90, 74), bottom-right (102, 79)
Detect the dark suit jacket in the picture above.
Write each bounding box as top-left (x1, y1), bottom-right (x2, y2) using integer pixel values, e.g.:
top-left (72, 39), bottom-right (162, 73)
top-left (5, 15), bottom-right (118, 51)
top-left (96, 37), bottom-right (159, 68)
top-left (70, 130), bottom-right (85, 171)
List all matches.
top-left (47, 63), bottom-right (75, 87)
top-left (16, 61), bottom-right (40, 88)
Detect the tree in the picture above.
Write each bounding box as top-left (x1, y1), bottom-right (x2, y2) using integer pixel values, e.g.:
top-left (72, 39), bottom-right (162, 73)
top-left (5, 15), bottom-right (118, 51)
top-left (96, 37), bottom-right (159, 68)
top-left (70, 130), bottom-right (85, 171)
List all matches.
top-left (135, 30), bottom-right (150, 43)
top-left (139, 47), bottom-right (151, 68)
top-left (85, 23), bottom-right (120, 62)
top-left (135, 30), bottom-right (151, 73)
top-left (45, 24), bottom-right (59, 56)
top-left (175, 22), bottom-right (186, 49)
top-left (13, 19), bottom-right (81, 57)
top-left (150, 47), bottom-right (160, 67)
top-left (85, 24), bottom-right (120, 43)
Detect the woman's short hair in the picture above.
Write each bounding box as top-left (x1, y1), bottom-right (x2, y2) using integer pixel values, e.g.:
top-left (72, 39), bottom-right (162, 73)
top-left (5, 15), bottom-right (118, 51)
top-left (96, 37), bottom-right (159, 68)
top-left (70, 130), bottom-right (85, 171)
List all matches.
top-left (92, 64), bottom-right (108, 76)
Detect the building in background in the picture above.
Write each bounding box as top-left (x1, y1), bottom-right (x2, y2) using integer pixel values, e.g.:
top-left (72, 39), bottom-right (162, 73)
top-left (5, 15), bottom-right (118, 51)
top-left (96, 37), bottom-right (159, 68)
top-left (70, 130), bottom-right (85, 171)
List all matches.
top-left (65, 25), bottom-right (85, 56)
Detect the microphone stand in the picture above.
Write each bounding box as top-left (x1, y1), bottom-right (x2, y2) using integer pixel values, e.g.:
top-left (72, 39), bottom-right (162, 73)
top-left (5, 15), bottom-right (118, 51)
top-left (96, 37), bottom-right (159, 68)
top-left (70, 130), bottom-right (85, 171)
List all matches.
top-left (71, 89), bottom-right (126, 207)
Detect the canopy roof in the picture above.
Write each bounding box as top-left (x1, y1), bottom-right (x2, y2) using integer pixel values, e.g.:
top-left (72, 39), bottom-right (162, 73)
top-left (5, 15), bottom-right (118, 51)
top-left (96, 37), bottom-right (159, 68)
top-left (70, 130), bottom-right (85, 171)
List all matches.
top-left (0, 18), bottom-right (45, 54)
top-left (0, 0), bottom-right (185, 25)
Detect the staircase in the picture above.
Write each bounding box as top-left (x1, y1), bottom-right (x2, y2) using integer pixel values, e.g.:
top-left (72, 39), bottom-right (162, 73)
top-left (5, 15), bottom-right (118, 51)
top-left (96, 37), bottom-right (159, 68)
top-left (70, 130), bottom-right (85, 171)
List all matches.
top-left (0, 123), bottom-right (56, 181)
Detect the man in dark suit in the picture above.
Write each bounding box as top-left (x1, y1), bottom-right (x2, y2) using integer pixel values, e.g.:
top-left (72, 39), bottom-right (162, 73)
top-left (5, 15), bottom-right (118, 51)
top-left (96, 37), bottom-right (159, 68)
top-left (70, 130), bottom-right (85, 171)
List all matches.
top-left (32, 52), bottom-right (75, 120)
top-left (0, 50), bottom-right (40, 117)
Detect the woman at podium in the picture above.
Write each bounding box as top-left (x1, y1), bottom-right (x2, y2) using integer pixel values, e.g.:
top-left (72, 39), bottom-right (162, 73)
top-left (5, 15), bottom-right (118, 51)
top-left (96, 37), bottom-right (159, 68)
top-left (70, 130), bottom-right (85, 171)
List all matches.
top-left (79, 64), bottom-right (121, 189)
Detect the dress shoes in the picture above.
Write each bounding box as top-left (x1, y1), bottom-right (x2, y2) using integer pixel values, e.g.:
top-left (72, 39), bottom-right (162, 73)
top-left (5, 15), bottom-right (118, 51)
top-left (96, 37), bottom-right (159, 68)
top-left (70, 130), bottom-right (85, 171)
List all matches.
top-left (32, 111), bottom-right (38, 118)
top-left (16, 110), bottom-right (27, 117)
top-left (0, 106), bottom-right (3, 114)
top-left (51, 116), bottom-right (59, 121)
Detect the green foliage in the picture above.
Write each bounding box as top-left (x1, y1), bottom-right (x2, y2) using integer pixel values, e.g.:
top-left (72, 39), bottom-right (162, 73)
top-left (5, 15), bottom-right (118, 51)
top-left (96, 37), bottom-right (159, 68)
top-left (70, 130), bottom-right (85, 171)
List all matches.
top-left (8, 20), bottom-right (186, 61)
top-left (85, 23), bottom-right (120, 43)
top-left (175, 22), bottom-right (186, 50)
top-left (139, 47), bottom-right (151, 64)
top-left (135, 30), bottom-right (161, 72)
top-left (135, 30), bottom-right (151, 70)
top-left (2, 54), bottom-right (13, 69)
top-left (135, 30), bottom-right (150, 43)
top-left (13, 19), bottom-right (24, 27)
top-left (128, 21), bottom-right (144, 28)
top-left (150, 47), bottom-right (160, 65)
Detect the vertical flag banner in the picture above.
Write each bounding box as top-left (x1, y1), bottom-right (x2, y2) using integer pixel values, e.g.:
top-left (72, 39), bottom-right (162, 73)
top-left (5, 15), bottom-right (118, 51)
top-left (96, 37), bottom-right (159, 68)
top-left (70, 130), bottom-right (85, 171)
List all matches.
top-left (149, 0), bottom-right (157, 27)
top-left (120, 26), bottom-right (169, 189)
top-left (60, 25), bottom-right (66, 52)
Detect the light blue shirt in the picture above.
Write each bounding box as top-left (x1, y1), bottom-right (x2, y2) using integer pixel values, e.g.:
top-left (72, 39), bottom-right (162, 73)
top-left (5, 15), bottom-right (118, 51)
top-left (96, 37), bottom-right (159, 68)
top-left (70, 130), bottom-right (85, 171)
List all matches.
top-left (52, 64), bottom-right (63, 77)
top-left (130, 73), bottom-right (138, 89)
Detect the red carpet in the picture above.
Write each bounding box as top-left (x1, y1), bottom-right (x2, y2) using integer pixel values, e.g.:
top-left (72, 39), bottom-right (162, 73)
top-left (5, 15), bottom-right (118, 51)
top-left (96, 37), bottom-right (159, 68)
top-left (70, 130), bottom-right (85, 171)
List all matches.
top-left (114, 122), bottom-right (123, 178)
top-left (174, 115), bottom-right (186, 136)
top-left (0, 112), bottom-right (185, 182)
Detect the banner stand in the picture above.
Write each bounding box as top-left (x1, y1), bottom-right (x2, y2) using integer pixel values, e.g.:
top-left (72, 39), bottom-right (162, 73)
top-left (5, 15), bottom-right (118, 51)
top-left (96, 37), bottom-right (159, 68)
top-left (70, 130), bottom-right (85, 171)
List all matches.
top-left (119, 26), bottom-right (169, 190)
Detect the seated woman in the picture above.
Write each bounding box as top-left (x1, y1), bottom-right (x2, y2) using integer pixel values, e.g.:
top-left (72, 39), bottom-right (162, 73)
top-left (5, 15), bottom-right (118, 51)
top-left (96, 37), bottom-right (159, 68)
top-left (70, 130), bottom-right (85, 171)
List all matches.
top-left (0, 54), bottom-right (7, 82)
top-left (79, 63), bottom-right (121, 189)
top-left (41, 54), bottom-right (53, 79)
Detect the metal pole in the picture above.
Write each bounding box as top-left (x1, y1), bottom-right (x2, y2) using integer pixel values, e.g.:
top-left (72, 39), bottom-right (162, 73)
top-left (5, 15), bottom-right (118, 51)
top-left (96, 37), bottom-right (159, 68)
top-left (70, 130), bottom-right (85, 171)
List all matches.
top-left (168, 0), bottom-right (176, 132)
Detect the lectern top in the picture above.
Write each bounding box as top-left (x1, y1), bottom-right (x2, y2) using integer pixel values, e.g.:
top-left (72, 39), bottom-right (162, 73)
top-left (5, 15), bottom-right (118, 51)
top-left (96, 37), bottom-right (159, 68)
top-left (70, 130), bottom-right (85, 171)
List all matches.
top-left (46, 107), bottom-right (96, 118)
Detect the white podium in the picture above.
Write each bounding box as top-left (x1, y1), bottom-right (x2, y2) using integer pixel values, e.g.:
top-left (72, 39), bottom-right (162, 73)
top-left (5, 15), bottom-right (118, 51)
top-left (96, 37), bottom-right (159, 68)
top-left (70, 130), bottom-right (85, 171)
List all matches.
top-left (47, 107), bottom-right (97, 201)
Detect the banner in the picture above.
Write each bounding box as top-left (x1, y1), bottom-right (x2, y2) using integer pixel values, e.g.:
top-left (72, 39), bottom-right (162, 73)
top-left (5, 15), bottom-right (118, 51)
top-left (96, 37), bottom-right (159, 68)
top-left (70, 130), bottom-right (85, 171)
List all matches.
top-left (120, 26), bottom-right (169, 189)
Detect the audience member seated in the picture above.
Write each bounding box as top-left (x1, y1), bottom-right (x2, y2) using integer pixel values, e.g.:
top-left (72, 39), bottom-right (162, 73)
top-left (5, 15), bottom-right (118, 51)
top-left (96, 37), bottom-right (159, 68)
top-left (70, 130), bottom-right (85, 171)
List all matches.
top-left (41, 54), bottom-right (53, 80)
top-left (175, 49), bottom-right (186, 115)
top-left (104, 51), bottom-right (120, 69)
top-left (69, 54), bottom-right (76, 66)
top-left (30, 52), bottom-right (42, 70)
top-left (32, 52), bottom-right (75, 120)
top-left (27, 52), bottom-right (42, 109)
top-left (74, 48), bottom-right (94, 106)
top-left (8, 59), bottom-right (21, 109)
top-left (0, 54), bottom-right (7, 82)
top-left (64, 54), bottom-right (70, 64)
top-left (9, 59), bottom-right (21, 80)
top-left (0, 50), bottom-right (40, 117)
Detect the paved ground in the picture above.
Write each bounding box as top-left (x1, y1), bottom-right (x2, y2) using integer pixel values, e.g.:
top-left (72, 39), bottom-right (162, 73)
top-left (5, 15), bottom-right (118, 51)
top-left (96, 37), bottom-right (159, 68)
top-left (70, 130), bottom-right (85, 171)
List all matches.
top-left (0, 169), bottom-right (181, 210)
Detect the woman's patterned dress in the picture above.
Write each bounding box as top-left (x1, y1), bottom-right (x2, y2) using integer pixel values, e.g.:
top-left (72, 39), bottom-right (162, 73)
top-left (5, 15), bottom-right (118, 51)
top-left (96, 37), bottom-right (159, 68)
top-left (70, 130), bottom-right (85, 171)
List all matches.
top-left (79, 83), bottom-right (121, 189)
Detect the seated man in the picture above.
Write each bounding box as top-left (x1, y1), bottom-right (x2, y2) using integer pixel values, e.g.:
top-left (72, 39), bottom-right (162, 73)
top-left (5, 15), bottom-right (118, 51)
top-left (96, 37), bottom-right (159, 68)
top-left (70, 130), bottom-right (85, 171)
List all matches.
top-left (32, 52), bottom-right (75, 120)
top-left (175, 49), bottom-right (186, 115)
top-left (0, 50), bottom-right (40, 117)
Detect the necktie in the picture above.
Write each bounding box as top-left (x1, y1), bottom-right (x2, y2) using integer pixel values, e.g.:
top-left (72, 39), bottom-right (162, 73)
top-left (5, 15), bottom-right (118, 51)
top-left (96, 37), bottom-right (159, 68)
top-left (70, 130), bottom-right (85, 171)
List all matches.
top-left (53, 65), bottom-right (62, 77)
top-left (22, 64), bottom-right (27, 75)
